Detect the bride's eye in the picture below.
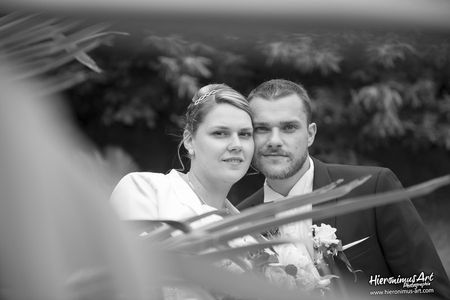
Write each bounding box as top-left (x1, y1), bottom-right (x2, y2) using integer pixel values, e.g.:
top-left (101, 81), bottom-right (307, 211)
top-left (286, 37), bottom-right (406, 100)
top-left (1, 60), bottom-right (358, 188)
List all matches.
top-left (239, 131), bottom-right (253, 138)
top-left (212, 130), bottom-right (227, 137)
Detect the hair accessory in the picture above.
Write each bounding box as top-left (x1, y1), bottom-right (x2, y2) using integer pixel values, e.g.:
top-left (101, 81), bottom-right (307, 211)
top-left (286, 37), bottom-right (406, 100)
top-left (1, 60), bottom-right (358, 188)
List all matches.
top-left (193, 89), bottom-right (218, 106)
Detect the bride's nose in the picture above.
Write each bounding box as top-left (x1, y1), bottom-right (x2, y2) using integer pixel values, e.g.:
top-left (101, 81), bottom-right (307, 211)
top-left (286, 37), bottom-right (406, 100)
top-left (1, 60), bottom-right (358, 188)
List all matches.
top-left (227, 133), bottom-right (242, 151)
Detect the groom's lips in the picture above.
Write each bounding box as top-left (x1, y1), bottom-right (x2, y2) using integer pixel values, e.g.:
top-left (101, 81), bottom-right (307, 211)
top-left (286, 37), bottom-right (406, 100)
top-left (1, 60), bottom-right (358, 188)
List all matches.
top-left (260, 153), bottom-right (290, 162)
top-left (261, 153), bottom-right (289, 157)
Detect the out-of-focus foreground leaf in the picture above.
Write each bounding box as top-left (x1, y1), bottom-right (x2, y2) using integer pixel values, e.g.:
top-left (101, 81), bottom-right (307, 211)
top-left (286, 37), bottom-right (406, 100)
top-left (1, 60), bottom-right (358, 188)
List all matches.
top-left (0, 12), bottom-right (127, 94)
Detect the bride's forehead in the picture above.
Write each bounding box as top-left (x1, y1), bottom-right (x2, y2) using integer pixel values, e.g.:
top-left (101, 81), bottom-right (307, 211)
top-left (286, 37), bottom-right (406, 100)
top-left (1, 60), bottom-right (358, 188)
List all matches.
top-left (202, 103), bottom-right (251, 122)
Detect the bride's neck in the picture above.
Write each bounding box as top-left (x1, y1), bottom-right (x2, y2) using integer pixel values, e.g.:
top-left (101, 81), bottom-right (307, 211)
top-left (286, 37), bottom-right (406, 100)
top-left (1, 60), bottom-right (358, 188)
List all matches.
top-left (186, 169), bottom-right (231, 210)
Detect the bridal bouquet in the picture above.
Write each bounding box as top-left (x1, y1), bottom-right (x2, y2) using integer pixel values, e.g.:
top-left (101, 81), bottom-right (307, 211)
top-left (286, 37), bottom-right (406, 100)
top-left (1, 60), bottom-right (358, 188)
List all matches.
top-left (261, 243), bottom-right (335, 293)
top-left (253, 223), bottom-right (360, 295)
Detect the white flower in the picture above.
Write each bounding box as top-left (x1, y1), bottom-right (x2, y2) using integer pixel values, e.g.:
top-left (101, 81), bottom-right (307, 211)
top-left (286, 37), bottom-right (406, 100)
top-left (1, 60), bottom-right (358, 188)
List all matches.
top-left (215, 259), bottom-right (246, 274)
top-left (296, 269), bottom-right (318, 291)
top-left (276, 243), bottom-right (311, 269)
top-left (263, 265), bottom-right (297, 289)
top-left (312, 223), bottom-right (339, 247)
top-left (313, 223), bottom-right (337, 240)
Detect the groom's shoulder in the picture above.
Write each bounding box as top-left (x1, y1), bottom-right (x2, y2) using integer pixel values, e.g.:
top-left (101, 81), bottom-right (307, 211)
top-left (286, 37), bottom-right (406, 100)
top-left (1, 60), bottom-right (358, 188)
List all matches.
top-left (236, 188), bottom-right (264, 211)
top-left (318, 160), bottom-right (398, 187)
top-left (317, 158), bottom-right (389, 177)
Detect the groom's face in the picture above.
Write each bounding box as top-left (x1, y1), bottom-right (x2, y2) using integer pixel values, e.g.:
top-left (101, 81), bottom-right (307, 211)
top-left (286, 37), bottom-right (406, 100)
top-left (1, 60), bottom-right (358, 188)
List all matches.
top-left (250, 94), bottom-right (316, 179)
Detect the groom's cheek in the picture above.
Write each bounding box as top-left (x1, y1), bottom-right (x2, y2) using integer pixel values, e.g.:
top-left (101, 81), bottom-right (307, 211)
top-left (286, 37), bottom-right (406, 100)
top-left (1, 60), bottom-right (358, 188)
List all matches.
top-left (253, 138), bottom-right (264, 150)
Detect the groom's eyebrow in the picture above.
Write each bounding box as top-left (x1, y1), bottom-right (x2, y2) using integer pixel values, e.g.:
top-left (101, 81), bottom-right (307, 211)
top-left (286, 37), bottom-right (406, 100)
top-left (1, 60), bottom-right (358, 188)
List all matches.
top-left (280, 120), bottom-right (300, 126)
top-left (253, 121), bottom-right (270, 126)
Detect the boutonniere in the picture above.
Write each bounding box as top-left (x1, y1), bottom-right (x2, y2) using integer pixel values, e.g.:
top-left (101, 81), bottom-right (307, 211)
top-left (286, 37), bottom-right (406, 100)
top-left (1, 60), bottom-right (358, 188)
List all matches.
top-left (312, 223), bottom-right (365, 282)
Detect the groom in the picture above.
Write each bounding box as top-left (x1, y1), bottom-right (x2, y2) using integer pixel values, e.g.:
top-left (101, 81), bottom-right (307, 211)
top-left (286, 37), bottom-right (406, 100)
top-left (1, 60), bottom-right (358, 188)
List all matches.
top-left (237, 79), bottom-right (450, 298)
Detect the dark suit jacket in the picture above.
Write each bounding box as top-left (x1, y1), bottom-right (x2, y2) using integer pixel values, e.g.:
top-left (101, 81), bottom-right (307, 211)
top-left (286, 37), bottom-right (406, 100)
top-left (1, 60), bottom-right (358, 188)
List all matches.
top-left (237, 157), bottom-right (450, 299)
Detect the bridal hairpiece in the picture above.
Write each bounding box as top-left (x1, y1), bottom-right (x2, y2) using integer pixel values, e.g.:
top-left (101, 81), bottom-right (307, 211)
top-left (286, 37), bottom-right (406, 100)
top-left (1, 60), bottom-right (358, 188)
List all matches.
top-left (193, 89), bottom-right (218, 106)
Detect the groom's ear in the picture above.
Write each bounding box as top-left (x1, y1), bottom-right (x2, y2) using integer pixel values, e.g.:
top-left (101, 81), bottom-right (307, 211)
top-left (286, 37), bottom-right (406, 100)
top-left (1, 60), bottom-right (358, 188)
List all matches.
top-left (183, 129), bottom-right (193, 152)
top-left (307, 122), bottom-right (317, 147)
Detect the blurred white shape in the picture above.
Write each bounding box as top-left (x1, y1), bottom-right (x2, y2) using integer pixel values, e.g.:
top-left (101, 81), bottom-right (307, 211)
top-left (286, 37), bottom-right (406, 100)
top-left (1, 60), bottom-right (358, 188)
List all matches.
top-left (0, 64), bottom-right (157, 300)
top-left (3, 0), bottom-right (450, 30)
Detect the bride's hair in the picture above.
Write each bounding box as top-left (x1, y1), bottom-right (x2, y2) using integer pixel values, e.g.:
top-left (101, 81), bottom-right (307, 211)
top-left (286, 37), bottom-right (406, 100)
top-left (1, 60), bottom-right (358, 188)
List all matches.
top-left (177, 83), bottom-right (251, 171)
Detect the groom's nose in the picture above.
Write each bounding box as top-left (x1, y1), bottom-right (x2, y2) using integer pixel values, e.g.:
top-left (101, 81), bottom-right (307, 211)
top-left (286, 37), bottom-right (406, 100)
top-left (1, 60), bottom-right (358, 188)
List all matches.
top-left (267, 128), bottom-right (282, 148)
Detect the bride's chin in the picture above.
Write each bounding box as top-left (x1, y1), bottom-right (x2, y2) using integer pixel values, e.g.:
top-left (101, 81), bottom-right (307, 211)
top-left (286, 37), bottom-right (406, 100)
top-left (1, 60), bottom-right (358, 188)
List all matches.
top-left (218, 171), bottom-right (247, 184)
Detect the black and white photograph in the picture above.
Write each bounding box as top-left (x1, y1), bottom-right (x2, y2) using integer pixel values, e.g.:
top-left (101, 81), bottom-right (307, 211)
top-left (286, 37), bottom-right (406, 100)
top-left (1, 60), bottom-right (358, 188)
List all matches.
top-left (1, 0), bottom-right (450, 299)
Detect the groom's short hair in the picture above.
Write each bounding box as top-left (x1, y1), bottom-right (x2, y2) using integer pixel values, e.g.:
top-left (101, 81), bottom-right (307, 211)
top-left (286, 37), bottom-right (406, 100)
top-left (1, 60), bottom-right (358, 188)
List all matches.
top-left (247, 79), bottom-right (312, 124)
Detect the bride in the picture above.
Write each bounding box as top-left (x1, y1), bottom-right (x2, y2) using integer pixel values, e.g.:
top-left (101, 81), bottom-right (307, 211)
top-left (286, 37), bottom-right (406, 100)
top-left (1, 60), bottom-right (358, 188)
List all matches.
top-left (110, 83), bottom-right (253, 227)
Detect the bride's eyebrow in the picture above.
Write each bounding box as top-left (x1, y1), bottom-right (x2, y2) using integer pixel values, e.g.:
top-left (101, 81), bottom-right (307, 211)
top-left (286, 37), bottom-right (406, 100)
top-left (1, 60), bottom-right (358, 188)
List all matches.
top-left (210, 126), bottom-right (253, 131)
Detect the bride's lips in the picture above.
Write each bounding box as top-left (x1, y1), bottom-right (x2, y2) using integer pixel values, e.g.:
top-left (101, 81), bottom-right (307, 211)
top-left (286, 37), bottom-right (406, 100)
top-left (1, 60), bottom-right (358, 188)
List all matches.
top-left (222, 157), bottom-right (245, 165)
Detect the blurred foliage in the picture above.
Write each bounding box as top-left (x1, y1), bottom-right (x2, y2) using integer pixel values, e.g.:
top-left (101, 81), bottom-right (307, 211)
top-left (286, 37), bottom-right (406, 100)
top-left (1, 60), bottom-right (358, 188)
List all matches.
top-left (69, 32), bottom-right (248, 129)
top-left (66, 29), bottom-right (450, 169)
top-left (260, 34), bottom-right (343, 75)
top-left (0, 12), bottom-right (127, 95)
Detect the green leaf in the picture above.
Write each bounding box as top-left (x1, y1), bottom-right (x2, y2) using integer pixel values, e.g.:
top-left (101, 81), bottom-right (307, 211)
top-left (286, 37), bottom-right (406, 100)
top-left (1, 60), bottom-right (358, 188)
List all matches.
top-left (13, 38), bottom-right (103, 80)
top-left (37, 71), bottom-right (88, 96)
top-left (191, 176), bottom-right (367, 236)
top-left (0, 12), bottom-right (38, 32)
top-left (163, 177), bottom-right (366, 250)
top-left (199, 238), bottom-right (297, 261)
top-left (167, 175), bottom-right (450, 252)
top-left (0, 13), bottom-right (123, 93)
top-left (0, 17), bottom-right (60, 48)
top-left (144, 210), bottom-right (229, 242)
top-left (75, 52), bottom-right (102, 73)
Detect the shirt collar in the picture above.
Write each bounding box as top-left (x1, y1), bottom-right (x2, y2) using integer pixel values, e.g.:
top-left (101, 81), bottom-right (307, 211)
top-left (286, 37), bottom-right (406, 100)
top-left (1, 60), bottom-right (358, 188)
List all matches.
top-left (263, 156), bottom-right (315, 203)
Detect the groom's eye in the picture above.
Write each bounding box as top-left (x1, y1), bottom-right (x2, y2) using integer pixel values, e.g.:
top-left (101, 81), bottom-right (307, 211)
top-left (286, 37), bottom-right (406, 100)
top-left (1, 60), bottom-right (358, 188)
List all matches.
top-left (282, 124), bottom-right (298, 132)
top-left (254, 126), bottom-right (269, 133)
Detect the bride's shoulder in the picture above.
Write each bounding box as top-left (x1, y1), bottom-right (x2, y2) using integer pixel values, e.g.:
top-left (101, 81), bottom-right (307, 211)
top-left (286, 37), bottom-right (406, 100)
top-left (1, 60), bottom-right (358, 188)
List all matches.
top-left (111, 172), bottom-right (175, 203)
top-left (117, 171), bottom-right (171, 187)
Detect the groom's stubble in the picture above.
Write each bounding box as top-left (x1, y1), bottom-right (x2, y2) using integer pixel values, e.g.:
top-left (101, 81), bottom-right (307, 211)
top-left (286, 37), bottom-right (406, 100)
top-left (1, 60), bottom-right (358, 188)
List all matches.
top-left (253, 149), bottom-right (308, 180)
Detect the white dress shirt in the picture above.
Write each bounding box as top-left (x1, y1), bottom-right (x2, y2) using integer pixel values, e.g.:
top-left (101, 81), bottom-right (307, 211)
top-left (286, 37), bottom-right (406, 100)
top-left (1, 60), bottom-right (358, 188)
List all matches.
top-left (263, 156), bottom-right (314, 256)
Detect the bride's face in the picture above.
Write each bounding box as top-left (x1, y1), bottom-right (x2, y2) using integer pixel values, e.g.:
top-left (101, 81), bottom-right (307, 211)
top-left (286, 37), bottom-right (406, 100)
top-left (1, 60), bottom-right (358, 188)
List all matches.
top-left (188, 103), bottom-right (254, 185)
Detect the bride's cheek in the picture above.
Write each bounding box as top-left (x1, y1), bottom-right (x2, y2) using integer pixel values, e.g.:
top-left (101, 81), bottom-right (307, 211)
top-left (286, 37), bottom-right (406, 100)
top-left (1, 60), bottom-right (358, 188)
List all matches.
top-left (246, 141), bottom-right (255, 155)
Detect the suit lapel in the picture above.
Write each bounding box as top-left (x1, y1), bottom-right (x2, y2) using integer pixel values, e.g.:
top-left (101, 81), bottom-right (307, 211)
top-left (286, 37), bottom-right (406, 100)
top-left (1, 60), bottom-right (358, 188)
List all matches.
top-left (239, 158), bottom-right (337, 227)
top-left (236, 188), bottom-right (264, 210)
top-left (312, 157), bottom-right (337, 228)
